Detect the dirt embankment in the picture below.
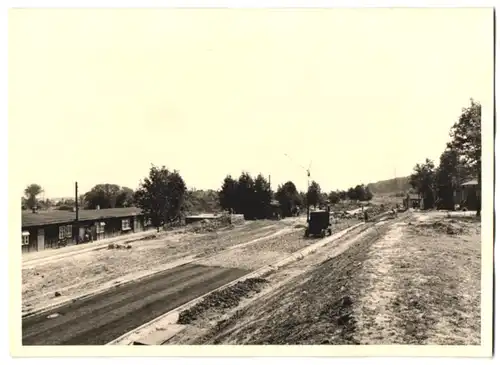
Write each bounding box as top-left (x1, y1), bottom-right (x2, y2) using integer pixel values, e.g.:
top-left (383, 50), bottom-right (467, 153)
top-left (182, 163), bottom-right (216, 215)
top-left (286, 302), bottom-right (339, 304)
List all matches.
top-left (166, 213), bottom-right (481, 345)
top-left (178, 278), bottom-right (269, 325)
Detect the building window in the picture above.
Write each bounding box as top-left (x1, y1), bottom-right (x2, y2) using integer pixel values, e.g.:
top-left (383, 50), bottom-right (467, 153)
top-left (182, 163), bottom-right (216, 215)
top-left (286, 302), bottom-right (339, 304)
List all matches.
top-left (96, 221), bottom-right (105, 234)
top-left (22, 231), bottom-right (29, 246)
top-left (58, 226), bottom-right (65, 239)
top-left (122, 218), bottom-right (131, 231)
top-left (65, 225), bottom-right (72, 238)
top-left (59, 225), bottom-right (72, 239)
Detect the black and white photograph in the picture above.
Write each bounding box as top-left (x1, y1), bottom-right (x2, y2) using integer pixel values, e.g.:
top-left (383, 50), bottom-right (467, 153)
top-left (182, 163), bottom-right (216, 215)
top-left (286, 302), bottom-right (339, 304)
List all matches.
top-left (6, 2), bottom-right (494, 359)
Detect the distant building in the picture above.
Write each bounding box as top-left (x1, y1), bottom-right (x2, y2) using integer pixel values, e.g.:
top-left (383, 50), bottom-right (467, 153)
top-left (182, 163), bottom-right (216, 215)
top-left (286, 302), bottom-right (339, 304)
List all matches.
top-left (455, 179), bottom-right (480, 211)
top-left (184, 213), bottom-right (219, 225)
top-left (269, 200), bottom-right (282, 219)
top-left (403, 193), bottom-right (423, 210)
top-left (21, 207), bottom-right (148, 253)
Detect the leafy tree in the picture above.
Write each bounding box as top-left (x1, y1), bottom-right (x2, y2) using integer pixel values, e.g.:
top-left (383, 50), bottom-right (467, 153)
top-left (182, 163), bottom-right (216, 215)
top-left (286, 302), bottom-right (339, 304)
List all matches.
top-left (344, 184), bottom-right (373, 201)
top-left (24, 183), bottom-right (43, 210)
top-left (306, 180), bottom-right (322, 208)
top-left (447, 99), bottom-right (481, 216)
top-left (116, 187), bottom-right (135, 208)
top-left (84, 184), bottom-right (135, 209)
top-left (276, 181), bottom-right (301, 217)
top-left (253, 174), bottom-right (273, 219)
top-left (235, 172), bottom-right (255, 218)
top-left (218, 175), bottom-right (238, 213)
top-left (364, 186), bottom-right (373, 201)
top-left (134, 165), bottom-right (187, 232)
top-left (354, 185), bottom-right (366, 201)
top-left (187, 189), bottom-right (221, 214)
top-left (328, 191), bottom-right (340, 205)
top-left (165, 171), bottom-right (188, 222)
top-left (55, 198), bottom-right (75, 211)
top-left (338, 190), bottom-right (347, 201)
top-left (319, 192), bottom-right (329, 207)
top-left (347, 187), bottom-right (357, 200)
top-left (84, 184), bottom-right (121, 209)
top-left (79, 194), bottom-right (86, 208)
top-left (409, 158), bottom-right (436, 209)
top-left (435, 148), bottom-right (469, 210)
top-left (218, 173), bottom-right (275, 219)
top-left (298, 191), bottom-right (307, 207)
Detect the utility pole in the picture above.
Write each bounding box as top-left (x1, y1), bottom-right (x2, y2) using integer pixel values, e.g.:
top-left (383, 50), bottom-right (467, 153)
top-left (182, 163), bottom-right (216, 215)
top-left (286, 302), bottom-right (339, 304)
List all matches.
top-left (75, 181), bottom-right (79, 244)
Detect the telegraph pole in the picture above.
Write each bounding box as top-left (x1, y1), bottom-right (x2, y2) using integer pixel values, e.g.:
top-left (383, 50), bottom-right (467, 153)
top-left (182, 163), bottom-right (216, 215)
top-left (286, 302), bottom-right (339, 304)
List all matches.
top-left (306, 167), bottom-right (311, 222)
top-left (75, 181), bottom-right (79, 244)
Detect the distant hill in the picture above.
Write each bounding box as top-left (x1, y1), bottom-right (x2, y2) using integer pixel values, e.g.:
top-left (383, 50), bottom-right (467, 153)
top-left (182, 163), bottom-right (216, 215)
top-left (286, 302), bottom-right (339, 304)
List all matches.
top-left (366, 176), bottom-right (411, 195)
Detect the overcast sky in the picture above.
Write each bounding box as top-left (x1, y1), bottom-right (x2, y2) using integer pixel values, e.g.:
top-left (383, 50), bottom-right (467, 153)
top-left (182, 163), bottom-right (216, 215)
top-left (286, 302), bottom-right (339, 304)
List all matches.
top-left (9, 8), bottom-right (492, 198)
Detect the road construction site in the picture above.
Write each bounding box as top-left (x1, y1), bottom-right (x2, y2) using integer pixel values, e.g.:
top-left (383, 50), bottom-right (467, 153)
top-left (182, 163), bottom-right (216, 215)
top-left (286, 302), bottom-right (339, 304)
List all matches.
top-left (22, 205), bottom-right (480, 346)
top-left (164, 211), bottom-right (481, 346)
top-left (22, 210), bottom-right (361, 345)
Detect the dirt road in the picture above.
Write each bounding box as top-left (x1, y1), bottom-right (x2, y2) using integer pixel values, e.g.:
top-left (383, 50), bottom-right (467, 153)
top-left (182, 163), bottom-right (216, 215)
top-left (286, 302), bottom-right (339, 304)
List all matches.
top-left (22, 263), bottom-right (249, 345)
top-left (165, 211), bottom-right (481, 345)
top-left (23, 216), bottom-right (340, 345)
top-left (22, 219), bottom-right (298, 313)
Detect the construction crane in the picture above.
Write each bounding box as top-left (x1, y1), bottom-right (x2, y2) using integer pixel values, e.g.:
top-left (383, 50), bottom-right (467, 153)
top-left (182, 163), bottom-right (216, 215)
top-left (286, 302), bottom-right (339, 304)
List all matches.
top-left (284, 153), bottom-right (312, 222)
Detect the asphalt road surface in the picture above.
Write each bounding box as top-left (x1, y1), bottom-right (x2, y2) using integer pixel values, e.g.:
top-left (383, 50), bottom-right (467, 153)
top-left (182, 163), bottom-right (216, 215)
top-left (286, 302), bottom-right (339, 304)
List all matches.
top-left (22, 263), bottom-right (249, 345)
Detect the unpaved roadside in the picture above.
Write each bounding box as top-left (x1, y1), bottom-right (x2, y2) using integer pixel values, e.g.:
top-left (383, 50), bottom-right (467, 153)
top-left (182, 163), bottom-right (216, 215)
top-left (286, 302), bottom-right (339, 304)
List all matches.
top-left (165, 212), bottom-right (481, 345)
top-left (196, 219), bottom-right (359, 271)
top-left (22, 219), bottom-right (299, 312)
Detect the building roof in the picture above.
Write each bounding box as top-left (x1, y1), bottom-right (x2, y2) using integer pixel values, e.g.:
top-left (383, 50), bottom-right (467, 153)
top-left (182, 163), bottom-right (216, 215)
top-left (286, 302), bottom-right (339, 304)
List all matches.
top-left (461, 179), bottom-right (478, 186)
top-left (185, 213), bottom-right (218, 219)
top-left (22, 207), bottom-right (143, 228)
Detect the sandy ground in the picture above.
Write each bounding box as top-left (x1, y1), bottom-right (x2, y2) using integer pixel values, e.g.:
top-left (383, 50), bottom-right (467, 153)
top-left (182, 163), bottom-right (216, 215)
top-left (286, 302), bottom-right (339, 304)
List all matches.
top-left (197, 219), bottom-right (360, 271)
top-left (166, 211), bottom-right (481, 345)
top-left (22, 218), bottom-right (303, 312)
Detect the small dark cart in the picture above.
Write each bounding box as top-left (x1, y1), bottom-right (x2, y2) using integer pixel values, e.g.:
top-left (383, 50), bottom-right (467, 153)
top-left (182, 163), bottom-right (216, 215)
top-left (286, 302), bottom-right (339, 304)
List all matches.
top-left (304, 210), bottom-right (333, 238)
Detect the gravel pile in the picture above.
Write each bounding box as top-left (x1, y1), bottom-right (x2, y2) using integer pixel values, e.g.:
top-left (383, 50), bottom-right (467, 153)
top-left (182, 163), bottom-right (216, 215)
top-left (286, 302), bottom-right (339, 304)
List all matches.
top-left (178, 278), bottom-right (268, 324)
top-left (138, 234), bottom-right (158, 241)
top-left (107, 243), bottom-right (132, 250)
top-left (332, 205), bottom-right (390, 221)
top-left (411, 219), bottom-right (467, 236)
top-left (187, 217), bottom-right (234, 234)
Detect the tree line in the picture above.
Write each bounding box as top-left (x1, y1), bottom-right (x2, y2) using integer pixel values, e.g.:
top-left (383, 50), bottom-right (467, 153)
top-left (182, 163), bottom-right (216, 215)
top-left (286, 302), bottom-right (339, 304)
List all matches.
top-left (408, 99), bottom-right (481, 215)
top-left (23, 170), bottom-right (376, 233)
top-left (21, 184), bottom-right (136, 211)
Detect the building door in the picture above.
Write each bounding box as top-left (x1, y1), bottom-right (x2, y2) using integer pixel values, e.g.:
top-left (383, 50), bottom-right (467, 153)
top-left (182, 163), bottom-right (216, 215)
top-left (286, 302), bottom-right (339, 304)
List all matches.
top-left (79, 227), bottom-right (85, 242)
top-left (466, 188), bottom-right (479, 211)
top-left (37, 228), bottom-right (45, 251)
top-left (91, 224), bottom-right (97, 241)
